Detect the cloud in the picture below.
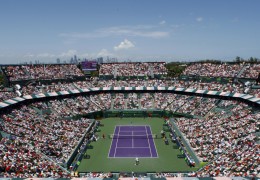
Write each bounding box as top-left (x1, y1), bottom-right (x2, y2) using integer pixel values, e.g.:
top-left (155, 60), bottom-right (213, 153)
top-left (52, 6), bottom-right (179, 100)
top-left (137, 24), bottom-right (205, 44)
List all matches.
top-left (196, 17), bottom-right (203, 22)
top-left (23, 53), bottom-right (35, 58)
top-left (59, 50), bottom-right (89, 58)
top-left (22, 50), bottom-right (87, 60)
top-left (21, 49), bottom-right (110, 61)
top-left (59, 24), bottom-right (169, 39)
top-left (159, 20), bottom-right (166, 25)
top-left (23, 53), bottom-right (56, 59)
top-left (99, 25), bottom-right (169, 38)
top-left (97, 49), bottom-right (114, 57)
top-left (59, 49), bottom-right (78, 57)
top-left (114, 39), bottom-right (135, 51)
top-left (59, 32), bottom-right (102, 39)
top-left (37, 53), bottom-right (56, 58)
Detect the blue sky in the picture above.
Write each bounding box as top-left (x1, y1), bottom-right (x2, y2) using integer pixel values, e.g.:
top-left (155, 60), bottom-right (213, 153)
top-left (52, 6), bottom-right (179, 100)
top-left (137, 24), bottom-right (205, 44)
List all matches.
top-left (0, 0), bottom-right (260, 64)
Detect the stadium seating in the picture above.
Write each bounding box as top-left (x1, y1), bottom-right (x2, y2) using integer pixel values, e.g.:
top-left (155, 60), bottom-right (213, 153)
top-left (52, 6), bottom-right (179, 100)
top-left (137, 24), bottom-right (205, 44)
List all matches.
top-left (0, 62), bottom-right (259, 178)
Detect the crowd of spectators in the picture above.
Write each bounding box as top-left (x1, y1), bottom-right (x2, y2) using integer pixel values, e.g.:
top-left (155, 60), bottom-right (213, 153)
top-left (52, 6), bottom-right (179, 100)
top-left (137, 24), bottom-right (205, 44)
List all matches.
top-left (47, 97), bottom-right (102, 117)
top-left (191, 98), bottom-right (217, 116)
top-left (113, 93), bottom-right (125, 110)
top-left (94, 79), bottom-right (187, 88)
top-left (0, 99), bottom-right (94, 178)
top-left (188, 81), bottom-right (225, 91)
top-left (0, 137), bottom-right (70, 178)
top-left (177, 96), bottom-right (202, 114)
top-left (156, 95), bottom-right (218, 116)
top-left (1, 104), bottom-right (92, 163)
top-left (164, 95), bottom-right (191, 112)
top-left (0, 90), bottom-right (259, 177)
top-left (3, 64), bottom-right (84, 81)
top-left (45, 92), bottom-right (216, 118)
top-left (0, 78), bottom-right (259, 104)
top-left (176, 101), bottom-right (259, 177)
top-left (55, 92), bottom-right (218, 114)
top-left (98, 93), bottom-right (112, 110)
top-left (0, 89), bottom-right (16, 102)
top-left (99, 62), bottom-right (167, 76)
top-left (183, 63), bottom-right (260, 79)
top-left (127, 93), bottom-right (139, 109)
top-left (21, 81), bottom-right (77, 95)
top-left (140, 93), bottom-right (154, 109)
top-left (0, 62), bottom-right (259, 178)
top-left (251, 89), bottom-right (260, 98)
top-left (3, 78), bottom-right (259, 103)
top-left (241, 63), bottom-right (260, 78)
top-left (3, 66), bottom-right (28, 81)
top-left (154, 93), bottom-right (178, 110)
top-left (182, 63), bottom-right (244, 78)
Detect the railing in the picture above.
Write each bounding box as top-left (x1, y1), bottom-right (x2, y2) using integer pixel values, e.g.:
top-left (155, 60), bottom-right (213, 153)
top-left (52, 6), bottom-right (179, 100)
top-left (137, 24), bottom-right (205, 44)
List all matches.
top-left (170, 119), bottom-right (201, 165)
top-left (65, 120), bottom-right (95, 168)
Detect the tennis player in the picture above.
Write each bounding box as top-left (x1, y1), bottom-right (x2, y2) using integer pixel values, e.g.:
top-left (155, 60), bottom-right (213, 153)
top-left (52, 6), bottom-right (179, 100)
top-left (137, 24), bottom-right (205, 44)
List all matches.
top-left (135, 157), bottom-right (139, 165)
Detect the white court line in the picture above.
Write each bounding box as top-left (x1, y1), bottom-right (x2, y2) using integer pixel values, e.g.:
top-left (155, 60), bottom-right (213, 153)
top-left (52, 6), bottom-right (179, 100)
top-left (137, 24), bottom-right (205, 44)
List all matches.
top-left (107, 126), bottom-right (117, 158)
top-left (145, 126), bottom-right (152, 157)
top-left (132, 130), bottom-right (134, 147)
top-left (148, 125), bottom-right (159, 158)
top-left (113, 126), bottom-right (120, 157)
top-left (108, 125), bottom-right (159, 158)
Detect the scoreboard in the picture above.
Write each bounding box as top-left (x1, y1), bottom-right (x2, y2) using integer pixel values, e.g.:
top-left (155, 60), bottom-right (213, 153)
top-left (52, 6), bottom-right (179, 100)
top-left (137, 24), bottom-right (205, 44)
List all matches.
top-left (81, 60), bottom-right (97, 71)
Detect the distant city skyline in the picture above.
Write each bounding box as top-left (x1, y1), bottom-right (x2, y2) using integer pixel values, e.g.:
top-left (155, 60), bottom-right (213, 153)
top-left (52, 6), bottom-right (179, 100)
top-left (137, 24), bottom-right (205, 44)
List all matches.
top-left (0, 0), bottom-right (260, 64)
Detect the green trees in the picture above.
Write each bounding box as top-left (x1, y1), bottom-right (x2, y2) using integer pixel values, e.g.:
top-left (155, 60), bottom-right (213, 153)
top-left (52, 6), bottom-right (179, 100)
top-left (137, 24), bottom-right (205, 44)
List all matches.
top-left (0, 74), bottom-right (4, 86)
top-left (165, 63), bottom-right (186, 77)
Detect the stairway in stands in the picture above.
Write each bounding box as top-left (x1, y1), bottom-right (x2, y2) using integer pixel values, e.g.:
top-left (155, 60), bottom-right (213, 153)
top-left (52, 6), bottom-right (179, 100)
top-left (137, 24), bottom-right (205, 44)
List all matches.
top-left (236, 64), bottom-right (248, 78)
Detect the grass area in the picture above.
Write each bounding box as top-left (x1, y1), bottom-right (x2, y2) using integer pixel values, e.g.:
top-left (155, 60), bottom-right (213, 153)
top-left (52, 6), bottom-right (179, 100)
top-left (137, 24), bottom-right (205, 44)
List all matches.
top-left (199, 162), bottom-right (209, 168)
top-left (77, 117), bottom-right (199, 173)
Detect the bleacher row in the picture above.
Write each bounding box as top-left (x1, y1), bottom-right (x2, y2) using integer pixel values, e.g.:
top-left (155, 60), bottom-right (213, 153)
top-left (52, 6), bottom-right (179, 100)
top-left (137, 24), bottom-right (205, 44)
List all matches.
top-left (1, 62), bottom-right (167, 83)
top-left (0, 79), bottom-right (260, 103)
top-left (176, 101), bottom-right (259, 177)
top-left (0, 62), bottom-right (259, 178)
top-left (3, 64), bottom-right (83, 81)
top-left (0, 98), bottom-right (96, 178)
top-left (1, 62), bottom-right (259, 81)
top-left (0, 92), bottom-right (259, 177)
top-left (1, 62), bottom-right (260, 103)
top-left (99, 62), bottom-right (167, 76)
top-left (183, 63), bottom-right (260, 78)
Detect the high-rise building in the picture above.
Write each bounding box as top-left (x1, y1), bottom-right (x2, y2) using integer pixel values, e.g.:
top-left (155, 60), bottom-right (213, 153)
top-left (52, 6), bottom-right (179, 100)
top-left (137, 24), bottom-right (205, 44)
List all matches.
top-left (97, 57), bottom-right (103, 64)
top-left (74, 55), bottom-right (78, 63)
top-left (70, 57), bottom-right (74, 64)
top-left (56, 58), bottom-right (60, 64)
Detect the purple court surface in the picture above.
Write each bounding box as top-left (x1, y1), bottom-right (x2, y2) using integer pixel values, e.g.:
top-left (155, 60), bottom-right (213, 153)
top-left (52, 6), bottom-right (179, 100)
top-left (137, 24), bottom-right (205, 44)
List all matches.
top-left (108, 125), bottom-right (158, 158)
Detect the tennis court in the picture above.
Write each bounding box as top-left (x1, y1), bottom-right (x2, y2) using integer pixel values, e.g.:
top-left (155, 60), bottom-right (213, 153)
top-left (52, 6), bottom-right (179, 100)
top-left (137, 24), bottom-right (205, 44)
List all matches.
top-left (77, 118), bottom-right (199, 173)
top-left (108, 125), bottom-right (158, 158)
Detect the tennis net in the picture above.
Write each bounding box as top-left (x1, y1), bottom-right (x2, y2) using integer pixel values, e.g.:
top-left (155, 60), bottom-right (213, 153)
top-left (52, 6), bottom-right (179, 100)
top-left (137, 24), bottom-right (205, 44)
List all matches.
top-left (109, 134), bottom-right (157, 139)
